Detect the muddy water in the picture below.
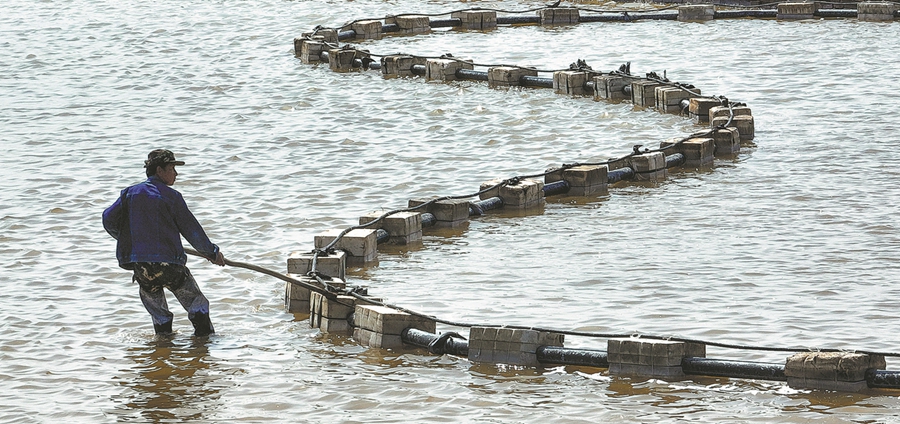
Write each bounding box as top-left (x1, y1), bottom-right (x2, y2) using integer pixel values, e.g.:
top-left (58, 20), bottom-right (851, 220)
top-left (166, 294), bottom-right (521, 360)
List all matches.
top-left (2, 0), bottom-right (900, 422)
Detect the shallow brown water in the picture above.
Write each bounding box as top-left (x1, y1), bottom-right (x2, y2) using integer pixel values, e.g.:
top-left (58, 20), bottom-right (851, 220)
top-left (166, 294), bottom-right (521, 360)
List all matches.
top-left (2, 0), bottom-right (900, 422)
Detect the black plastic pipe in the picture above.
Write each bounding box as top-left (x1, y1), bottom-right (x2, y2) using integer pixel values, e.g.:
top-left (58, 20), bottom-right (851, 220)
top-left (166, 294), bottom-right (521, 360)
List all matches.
top-left (375, 228), bottom-right (389, 244)
top-left (866, 369), bottom-right (900, 389)
top-left (537, 346), bottom-right (609, 367)
top-left (411, 64), bottom-right (426, 76)
top-left (607, 167), bottom-right (634, 184)
top-left (470, 197), bottom-right (503, 215)
top-left (338, 30), bottom-right (355, 40)
top-left (666, 152), bottom-right (685, 168)
top-left (682, 357), bottom-right (787, 381)
top-left (429, 18), bottom-right (462, 28)
top-left (543, 180), bottom-right (570, 197)
top-left (402, 328), bottom-right (469, 356)
top-left (816, 10), bottom-right (857, 18)
top-left (382, 24), bottom-right (400, 33)
top-left (715, 10), bottom-right (777, 19)
top-left (421, 212), bottom-right (436, 228)
top-left (497, 16), bottom-right (541, 25)
top-left (456, 68), bottom-right (489, 81)
top-left (520, 75), bottom-right (553, 89)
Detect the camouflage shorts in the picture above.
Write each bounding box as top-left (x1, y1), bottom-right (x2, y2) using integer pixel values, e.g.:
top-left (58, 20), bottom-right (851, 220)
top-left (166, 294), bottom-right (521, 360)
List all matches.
top-left (132, 262), bottom-right (187, 293)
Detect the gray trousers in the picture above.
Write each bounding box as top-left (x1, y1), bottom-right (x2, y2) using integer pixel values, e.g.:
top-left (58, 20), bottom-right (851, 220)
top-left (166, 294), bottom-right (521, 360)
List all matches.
top-left (133, 262), bottom-right (214, 335)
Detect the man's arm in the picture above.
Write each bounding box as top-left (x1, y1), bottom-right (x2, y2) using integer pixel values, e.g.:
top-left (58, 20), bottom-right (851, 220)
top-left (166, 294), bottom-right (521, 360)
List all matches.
top-left (102, 190), bottom-right (126, 240)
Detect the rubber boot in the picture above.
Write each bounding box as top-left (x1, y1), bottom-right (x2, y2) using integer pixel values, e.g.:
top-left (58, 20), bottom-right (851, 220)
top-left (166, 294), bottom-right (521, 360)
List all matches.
top-left (154, 320), bottom-right (173, 335)
top-left (190, 312), bottom-right (215, 337)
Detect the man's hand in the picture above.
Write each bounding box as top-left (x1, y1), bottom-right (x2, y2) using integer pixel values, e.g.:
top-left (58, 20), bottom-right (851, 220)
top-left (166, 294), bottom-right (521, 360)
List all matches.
top-left (209, 251), bottom-right (225, 266)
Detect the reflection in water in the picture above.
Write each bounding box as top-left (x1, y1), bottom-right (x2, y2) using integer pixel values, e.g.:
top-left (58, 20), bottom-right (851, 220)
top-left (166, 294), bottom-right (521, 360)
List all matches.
top-left (111, 337), bottom-right (231, 422)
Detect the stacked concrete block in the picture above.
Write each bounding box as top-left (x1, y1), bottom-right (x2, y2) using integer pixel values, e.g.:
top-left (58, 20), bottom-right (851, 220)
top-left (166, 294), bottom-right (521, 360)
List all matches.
top-left (381, 55), bottom-right (427, 78)
top-left (631, 80), bottom-right (663, 108)
top-left (301, 28), bottom-right (338, 45)
top-left (545, 165), bottom-right (609, 196)
top-left (327, 48), bottom-right (370, 72)
top-left (488, 66), bottom-right (538, 88)
top-left (608, 338), bottom-right (706, 378)
top-left (677, 5), bottom-right (716, 21)
top-left (295, 38), bottom-right (324, 63)
top-left (712, 115), bottom-right (755, 142)
top-left (711, 127), bottom-right (741, 155)
top-left (425, 59), bottom-right (474, 82)
top-left (785, 352), bottom-right (886, 392)
top-left (688, 97), bottom-right (722, 124)
top-left (350, 20), bottom-right (382, 39)
top-left (629, 152), bottom-right (667, 182)
top-left (660, 137), bottom-right (715, 167)
top-left (353, 304), bottom-right (436, 349)
top-left (468, 327), bottom-right (565, 366)
top-left (386, 15), bottom-right (431, 34)
top-left (553, 71), bottom-right (590, 96)
top-left (408, 198), bottom-right (470, 227)
top-left (537, 7), bottom-right (580, 25)
top-left (309, 292), bottom-right (356, 334)
top-left (285, 275), bottom-right (344, 313)
top-left (287, 250), bottom-right (347, 280)
top-left (314, 228), bottom-right (378, 266)
top-left (858, 2), bottom-right (898, 21)
top-left (594, 75), bottom-right (639, 102)
top-left (359, 211), bottom-right (423, 244)
top-left (708, 105), bottom-right (752, 124)
top-left (655, 86), bottom-right (700, 114)
top-left (777, 3), bottom-right (818, 20)
top-left (479, 178), bottom-right (545, 209)
top-left (451, 10), bottom-right (498, 30)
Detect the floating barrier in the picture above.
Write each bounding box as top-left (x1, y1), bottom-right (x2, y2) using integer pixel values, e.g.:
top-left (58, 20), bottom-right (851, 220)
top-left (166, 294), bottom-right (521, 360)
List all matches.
top-left (282, 3), bottom-right (900, 393)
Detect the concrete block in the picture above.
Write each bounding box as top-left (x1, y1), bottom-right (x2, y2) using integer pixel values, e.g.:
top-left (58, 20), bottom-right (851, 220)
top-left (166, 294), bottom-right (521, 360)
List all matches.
top-left (660, 137), bottom-right (715, 167)
top-left (301, 28), bottom-right (338, 45)
top-left (777, 2), bottom-right (818, 20)
top-left (296, 39), bottom-right (324, 63)
top-left (287, 250), bottom-right (346, 280)
top-left (858, 2), bottom-right (899, 21)
top-left (708, 105), bottom-right (752, 124)
top-left (425, 59), bottom-right (474, 82)
top-left (488, 66), bottom-right (538, 88)
top-left (479, 178), bottom-right (545, 209)
top-left (310, 292), bottom-right (356, 320)
top-left (594, 75), bottom-right (639, 102)
top-left (381, 55), bottom-right (427, 78)
top-left (350, 20), bottom-right (382, 39)
top-left (451, 10), bottom-right (497, 30)
top-left (678, 5), bottom-right (715, 21)
top-left (553, 71), bottom-right (589, 96)
top-left (360, 211), bottom-right (423, 244)
top-left (314, 229), bottom-right (378, 265)
top-left (537, 7), bottom-right (580, 25)
top-left (632, 80), bottom-right (663, 108)
top-left (688, 97), bottom-right (722, 124)
top-left (409, 198), bottom-right (470, 223)
top-left (711, 128), bottom-right (741, 155)
top-left (785, 351), bottom-right (885, 382)
top-left (354, 304), bottom-right (436, 335)
top-left (386, 15), bottom-right (430, 34)
top-left (468, 326), bottom-right (563, 366)
top-left (610, 363), bottom-right (686, 378)
top-left (629, 152), bottom-right (667, 182)
top-left (655, 86), bottom-right (700, 114)
top-left (546, 165), bottom-right (609, 196)
top-left (284, 278), bottom-right (310, 313)
top-left (353, 327), bottom-right (403, 349)
top-left (712, 115), bottom-right (755, 141)
top-left (327, 48), bottom-right (370, 72)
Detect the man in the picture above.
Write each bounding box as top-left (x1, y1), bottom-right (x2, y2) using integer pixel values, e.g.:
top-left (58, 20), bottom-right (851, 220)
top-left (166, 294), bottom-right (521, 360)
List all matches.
top-left (103, 149), bottom-right (225, 337)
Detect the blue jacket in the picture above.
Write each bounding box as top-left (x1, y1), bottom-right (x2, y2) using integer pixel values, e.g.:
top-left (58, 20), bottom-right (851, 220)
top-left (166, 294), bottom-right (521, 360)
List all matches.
top-left (103, 176), bottom-right (219, 270)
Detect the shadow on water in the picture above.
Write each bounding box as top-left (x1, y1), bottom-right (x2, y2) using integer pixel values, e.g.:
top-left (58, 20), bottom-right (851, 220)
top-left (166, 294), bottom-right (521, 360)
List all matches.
top-left (108, 336), bottom-right (231, 422)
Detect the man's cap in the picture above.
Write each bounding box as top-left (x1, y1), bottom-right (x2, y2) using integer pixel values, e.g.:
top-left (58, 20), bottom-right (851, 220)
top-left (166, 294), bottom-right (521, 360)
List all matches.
top-left (144, 149), bottom-right (186, 168)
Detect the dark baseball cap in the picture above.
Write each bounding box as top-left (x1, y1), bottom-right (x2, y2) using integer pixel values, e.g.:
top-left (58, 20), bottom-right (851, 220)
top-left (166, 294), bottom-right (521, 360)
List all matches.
top-left (144, 149), bottom-right (186, 168)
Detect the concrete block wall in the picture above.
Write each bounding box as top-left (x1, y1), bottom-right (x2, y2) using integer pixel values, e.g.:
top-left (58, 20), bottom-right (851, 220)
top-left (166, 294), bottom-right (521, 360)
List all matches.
top-left (353, 304), bottom-right (436, 349)
top-left (608, 338), bottom-right (706, 377)
top-left (479, 178), bottom-right (545, 209)
top-left (629, 152), bottom-right (667, 182)
top-left (785, 352), bottom-right (886, 392)
top-left (425, 59), bottom-right (474, 82)
top-left (545, 165), bottom-right (609, 196)
top-left (677, 5), bottom-right (715, 22)
top-left (858, 2), bottom-right (899, 21)
top-left (386, 15), bottom-right (431, 34)
top-left (553, 70), bottom-right (589, 96)
top-left (310, 292), bottom-right (356, 334)
top-left (488, 66), bottom-right (538, 88)
top-left (451, 10), bottom-right (498, 30)
top-left (468, 327), bottom-right (565, 366)
top-left (537, 8), bottom-right (580, 25)
top-left (777, 3), bottom-right (817, 20)
top-left (382, 55), bottom-right (428, 78)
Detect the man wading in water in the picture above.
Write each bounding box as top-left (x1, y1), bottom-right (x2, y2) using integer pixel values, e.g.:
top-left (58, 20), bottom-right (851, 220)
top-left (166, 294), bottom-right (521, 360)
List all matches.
top-left (103, 149), bottom-right (225, 337)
